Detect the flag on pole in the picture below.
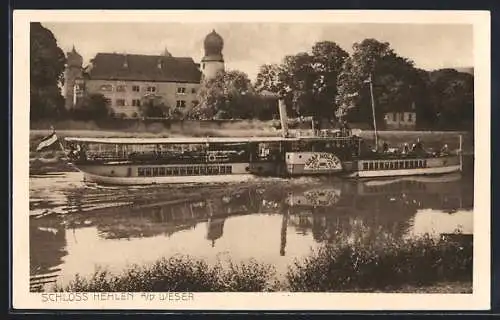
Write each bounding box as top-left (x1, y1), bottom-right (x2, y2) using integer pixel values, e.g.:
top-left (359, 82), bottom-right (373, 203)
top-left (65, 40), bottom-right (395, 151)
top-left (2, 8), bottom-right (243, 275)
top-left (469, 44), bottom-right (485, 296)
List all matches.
top-left (36, 132), bottom-right (59, 151)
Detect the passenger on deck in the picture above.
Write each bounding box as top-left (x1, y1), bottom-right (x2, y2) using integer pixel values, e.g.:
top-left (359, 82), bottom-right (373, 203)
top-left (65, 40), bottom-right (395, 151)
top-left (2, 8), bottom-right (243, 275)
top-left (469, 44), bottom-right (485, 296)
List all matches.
top-left (402, 143), bottom-right (410, 155)
top-left (412, 138), bottom-right (425, 155)
top-left (440, 144), bottom-right (449, 155)
top-left (382, 142), bottom-right (389, 153)
top-left (341, 120), bottom-right (351, 137)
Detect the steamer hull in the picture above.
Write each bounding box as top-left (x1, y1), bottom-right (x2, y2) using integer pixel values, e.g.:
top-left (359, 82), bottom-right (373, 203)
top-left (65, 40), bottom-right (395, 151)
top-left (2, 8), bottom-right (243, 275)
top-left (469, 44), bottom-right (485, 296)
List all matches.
top-left (344, 155), bottom-right (462, 178)
top-left (73, 162), bottom-right (275, 185)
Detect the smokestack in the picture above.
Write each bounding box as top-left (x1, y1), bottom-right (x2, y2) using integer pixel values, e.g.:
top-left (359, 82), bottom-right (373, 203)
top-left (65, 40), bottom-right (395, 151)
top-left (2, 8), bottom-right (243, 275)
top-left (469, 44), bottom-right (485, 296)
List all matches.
top-left (278, 98), bottom-right (289, 138)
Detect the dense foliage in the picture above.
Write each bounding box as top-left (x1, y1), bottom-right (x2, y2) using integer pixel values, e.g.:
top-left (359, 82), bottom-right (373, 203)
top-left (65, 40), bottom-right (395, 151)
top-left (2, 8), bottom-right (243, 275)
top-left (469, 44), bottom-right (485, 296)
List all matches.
top-left (30, 22), bottom-right (67, 121)
top-left (30, 23), bottom-right (473, 130)
top-left (70, 93), bottom-right (111, 120)
top-left (48, 235), bottom-right (472, 293)
top-left (189, 70), bottom-right (271, 120)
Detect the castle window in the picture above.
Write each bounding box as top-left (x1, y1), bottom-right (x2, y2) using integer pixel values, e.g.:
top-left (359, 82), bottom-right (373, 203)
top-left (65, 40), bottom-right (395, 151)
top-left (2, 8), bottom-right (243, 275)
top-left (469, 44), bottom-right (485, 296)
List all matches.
top-left (177, 87), bottom-right (186, 94)
top-left (116, 99), bottom-right (126, 107)
top-left (146, 86), bottom-right (157, 93)
top-left (176, 100), bottom-right (186, 108)
top-left (392, 113), bottom-right (397, 122)
top-left (132, 85), bottom-right (140, 92)
top-left (408, 113), bottom-right (413, 122)
top-left (132, 99), bottom-right (141, 107)
top-left (191, 88), bottom-right (196, 94)
top-left (100, 84), bottom-right (113, 92)
top-left (116, 85), bottom-right (126, 92)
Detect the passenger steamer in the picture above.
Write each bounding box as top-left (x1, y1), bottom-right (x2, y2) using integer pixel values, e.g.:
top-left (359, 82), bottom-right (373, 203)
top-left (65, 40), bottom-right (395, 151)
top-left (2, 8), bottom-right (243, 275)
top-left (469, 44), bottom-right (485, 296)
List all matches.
top-left (64, 136), bottom-right (284, 185)
top-left (59, 98), bottom-right (462, 185)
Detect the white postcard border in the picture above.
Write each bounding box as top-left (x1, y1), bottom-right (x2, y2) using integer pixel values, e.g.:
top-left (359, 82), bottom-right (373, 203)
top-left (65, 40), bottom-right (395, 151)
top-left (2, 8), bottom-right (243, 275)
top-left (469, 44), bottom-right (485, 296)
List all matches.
top-left (12, 9), bottom-right (491, 310)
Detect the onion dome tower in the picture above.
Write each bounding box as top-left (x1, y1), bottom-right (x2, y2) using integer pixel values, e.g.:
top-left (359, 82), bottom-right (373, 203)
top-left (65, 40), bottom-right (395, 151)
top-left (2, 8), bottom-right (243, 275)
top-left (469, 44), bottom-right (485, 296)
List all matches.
top-left (201, 29), bottom-right (225, 80)
top-left (64, 45), bottom-right (83, 109)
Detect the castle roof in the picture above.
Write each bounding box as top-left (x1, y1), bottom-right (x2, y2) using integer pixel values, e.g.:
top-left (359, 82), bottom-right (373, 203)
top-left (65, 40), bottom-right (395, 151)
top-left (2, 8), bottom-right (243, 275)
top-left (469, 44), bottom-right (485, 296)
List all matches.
top-left (87, 53), bottom-right (202, 83)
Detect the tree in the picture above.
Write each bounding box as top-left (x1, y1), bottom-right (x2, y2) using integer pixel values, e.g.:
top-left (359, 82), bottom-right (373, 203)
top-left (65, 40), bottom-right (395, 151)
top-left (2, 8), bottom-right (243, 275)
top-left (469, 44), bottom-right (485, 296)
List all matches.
top-left (140, 95), bottom-right (169, 118)
top-left (428, 69), bottom-right (474, 129)
top-left (71, 93), bottom-right (111, 120)
top-left (336, 39), bottom-right (425, 127)
top-left (254, 64), bottom-right (287, 94)
top-left (309, 41), bottom-right (349, 120)
top-left (255, 41), bottom-right (348, 127)
top-left (190, 70), bottom-right (262, 120)
top-left (30, 22), bottom-right (67, 121)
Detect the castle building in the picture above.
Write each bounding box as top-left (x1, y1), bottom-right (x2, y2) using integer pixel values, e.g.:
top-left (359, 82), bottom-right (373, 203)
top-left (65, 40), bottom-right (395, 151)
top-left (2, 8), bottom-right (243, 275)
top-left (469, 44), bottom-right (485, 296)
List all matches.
top-left (64, 30), bottom-right (226, 118)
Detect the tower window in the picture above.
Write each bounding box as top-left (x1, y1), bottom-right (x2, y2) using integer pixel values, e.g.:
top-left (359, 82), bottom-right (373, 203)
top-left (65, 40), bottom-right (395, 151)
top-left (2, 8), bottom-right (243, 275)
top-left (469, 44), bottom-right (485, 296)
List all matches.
top-left (176, 100), bottom-right (186, 108)
top-left (177, 87), bottom-right (186, 94)
top-left (132, 85), bottom-right (140, 92)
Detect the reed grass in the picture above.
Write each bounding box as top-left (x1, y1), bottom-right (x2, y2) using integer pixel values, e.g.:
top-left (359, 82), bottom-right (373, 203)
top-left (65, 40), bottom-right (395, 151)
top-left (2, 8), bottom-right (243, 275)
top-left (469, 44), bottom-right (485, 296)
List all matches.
top-left (285, 234), bottom-right (473, 292)
top-left (50, 235), bottom-right (472, 293)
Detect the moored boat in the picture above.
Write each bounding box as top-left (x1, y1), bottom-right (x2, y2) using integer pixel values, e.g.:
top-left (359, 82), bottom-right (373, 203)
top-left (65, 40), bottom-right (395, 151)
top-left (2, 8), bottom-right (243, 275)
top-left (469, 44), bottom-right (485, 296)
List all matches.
top-left (63, 136), bottom-right (285, 185)
top-left (36, 93), bottom-right (464, 185)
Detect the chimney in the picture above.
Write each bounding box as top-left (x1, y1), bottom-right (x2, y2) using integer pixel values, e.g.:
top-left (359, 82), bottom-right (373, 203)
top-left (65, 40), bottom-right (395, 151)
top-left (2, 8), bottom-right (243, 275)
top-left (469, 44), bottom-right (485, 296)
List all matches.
top-left (278, 98), bottom-right (289, 138)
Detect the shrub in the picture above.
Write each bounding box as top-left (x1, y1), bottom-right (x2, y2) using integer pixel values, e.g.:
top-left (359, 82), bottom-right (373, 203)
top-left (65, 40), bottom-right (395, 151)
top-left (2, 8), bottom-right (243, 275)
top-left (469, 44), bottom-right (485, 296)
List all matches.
top-left (54, 256), bottom-right (276, 292)
top-left (49, 235), bottom-right (472, 293)
top-left (286, 234), bottom-right (473, 292)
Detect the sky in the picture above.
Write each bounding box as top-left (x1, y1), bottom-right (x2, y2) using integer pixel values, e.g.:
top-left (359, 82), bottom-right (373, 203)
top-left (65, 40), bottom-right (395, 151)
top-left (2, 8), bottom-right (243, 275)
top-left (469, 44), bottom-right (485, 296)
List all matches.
top-left (43, 22), bottom-right (473, 81)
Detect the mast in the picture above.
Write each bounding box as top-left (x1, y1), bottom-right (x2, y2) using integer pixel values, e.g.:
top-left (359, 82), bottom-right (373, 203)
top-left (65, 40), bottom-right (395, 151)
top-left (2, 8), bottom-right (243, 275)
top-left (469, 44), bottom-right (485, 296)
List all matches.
top-left (367, 74), bottom-right (379, 151)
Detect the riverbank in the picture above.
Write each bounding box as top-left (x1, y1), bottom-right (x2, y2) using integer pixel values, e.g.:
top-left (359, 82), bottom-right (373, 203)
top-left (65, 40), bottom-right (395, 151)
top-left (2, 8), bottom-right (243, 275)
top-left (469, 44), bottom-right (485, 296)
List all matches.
top-left (44, 234), bottom-right (472, 293)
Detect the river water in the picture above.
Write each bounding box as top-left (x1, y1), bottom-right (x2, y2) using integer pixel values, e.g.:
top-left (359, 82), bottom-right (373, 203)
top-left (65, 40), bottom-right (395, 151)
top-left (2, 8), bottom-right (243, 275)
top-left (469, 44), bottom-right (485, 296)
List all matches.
top-left (29, 159), bottom-right (474, 291)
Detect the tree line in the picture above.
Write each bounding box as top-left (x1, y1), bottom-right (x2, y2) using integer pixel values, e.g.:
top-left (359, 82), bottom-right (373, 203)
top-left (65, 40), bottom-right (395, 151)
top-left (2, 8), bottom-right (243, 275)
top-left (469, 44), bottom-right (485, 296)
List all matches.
top-left (31, 22), bottom-right (473, 130)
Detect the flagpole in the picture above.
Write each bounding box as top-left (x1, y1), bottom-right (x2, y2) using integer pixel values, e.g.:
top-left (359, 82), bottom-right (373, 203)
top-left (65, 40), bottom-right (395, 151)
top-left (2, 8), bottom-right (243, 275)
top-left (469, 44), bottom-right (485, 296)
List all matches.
top-left (368, 74), bottom-right (379, 151)
top-left (51, 125), bottom-right (67, 156)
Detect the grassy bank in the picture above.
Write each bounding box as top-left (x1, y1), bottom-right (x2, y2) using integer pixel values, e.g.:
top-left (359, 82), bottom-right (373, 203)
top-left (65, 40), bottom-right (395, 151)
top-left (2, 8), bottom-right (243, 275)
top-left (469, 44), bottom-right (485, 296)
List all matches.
top-left (48, 235), bottom-right (472, 293)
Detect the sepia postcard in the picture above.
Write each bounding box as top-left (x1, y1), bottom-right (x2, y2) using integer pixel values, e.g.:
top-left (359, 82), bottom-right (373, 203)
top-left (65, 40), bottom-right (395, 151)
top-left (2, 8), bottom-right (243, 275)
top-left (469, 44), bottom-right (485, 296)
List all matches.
top-left (12, 9), bottom-right (491, 311)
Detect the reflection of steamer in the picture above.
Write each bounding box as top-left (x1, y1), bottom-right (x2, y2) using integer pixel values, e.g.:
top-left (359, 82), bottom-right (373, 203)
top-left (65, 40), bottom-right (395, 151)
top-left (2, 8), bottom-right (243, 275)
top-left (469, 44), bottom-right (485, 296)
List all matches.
top-left (284, 188), bottom-right (342, 207)
top-left (63, 185), bottom-right (285, 241)
top-left (284, 174), bottom-right (468, 213)
top-left (279, 175), bottom-right (470, 252)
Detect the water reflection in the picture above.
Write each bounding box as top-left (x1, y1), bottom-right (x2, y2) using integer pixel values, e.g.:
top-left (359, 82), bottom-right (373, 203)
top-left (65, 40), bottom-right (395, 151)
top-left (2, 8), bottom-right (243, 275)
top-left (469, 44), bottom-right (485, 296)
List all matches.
top-left (29, 171), bottom-right (473, 290)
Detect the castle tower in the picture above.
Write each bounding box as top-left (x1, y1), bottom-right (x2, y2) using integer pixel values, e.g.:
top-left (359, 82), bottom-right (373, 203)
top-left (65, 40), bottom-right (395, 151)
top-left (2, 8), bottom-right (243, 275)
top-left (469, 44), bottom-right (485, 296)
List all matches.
top-left (201, 30), bottom-right (225, 80)
top-left (64, 46), bottom-right (83, 109)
